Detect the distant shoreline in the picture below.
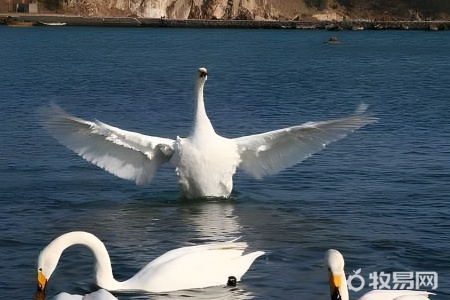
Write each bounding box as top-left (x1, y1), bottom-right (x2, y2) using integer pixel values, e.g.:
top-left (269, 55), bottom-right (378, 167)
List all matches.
top-left (1, 14), bottom-right (449, 30)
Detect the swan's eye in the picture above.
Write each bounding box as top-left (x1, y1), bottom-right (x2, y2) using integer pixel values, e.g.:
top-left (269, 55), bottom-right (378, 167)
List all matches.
top-left (39, 268), bottom-right (42, 271)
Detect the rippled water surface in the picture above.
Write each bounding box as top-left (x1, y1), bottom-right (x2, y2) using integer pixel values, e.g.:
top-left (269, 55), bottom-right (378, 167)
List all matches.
top-left (1, 26), bottom-right (449, 299)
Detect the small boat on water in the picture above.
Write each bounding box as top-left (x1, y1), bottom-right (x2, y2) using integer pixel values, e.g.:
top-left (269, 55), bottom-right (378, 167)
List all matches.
top-left (7, 20), bottom-right (34, 27)
top-left (41, 22), bottom-right (67, 26)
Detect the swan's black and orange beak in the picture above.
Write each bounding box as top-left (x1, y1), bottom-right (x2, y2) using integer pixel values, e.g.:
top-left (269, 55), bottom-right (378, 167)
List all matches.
top-left (34, 290), bottom-right (45, 300)
top-left (37, 269), bottom-right (47, 294)
top-left (329, 272), bottom-right (343, 300)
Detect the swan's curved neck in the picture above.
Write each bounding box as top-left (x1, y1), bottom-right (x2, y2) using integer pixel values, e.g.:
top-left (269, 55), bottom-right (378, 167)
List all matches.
top-left (340, 272), bottom-right (349, 300)
top-left (192, 79), bottom-right (215, 137)
top-left (42, 232), bottom-right (129, 290)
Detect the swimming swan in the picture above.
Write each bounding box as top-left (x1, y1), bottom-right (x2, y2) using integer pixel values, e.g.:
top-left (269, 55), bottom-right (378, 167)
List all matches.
top-left (325, 249), bottom-right (435, 300)
top-left (36, 231), bottom-right (264, 294)
top-left (39, 67), bottom-right (376, 199)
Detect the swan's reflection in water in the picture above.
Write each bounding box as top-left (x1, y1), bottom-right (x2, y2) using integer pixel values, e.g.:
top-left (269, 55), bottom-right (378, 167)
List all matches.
top-left (51, 289), bottom-right (118, 299)
top-left (34, 287), bottom-right (254, 300)
top-left (177, 200), bottom-right (242, 241)
top-left (120, 285), bottom-right (254, 299)
top-left (34, 281), bottom-right (254, 300)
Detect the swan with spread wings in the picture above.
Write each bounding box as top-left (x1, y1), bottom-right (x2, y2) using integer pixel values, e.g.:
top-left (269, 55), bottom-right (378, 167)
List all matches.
top-left (40, 67), bottom-right (376, 199)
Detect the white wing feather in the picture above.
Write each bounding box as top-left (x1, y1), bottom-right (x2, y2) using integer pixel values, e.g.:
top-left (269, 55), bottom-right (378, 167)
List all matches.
top-left (39, 104), bottom-right (176, 185)
top-left (137, 239), bottom-right (248, 274)
top-left (128, 239), bottom-right (264, 292)
top-left (235, 106), bottom-right (377, 179)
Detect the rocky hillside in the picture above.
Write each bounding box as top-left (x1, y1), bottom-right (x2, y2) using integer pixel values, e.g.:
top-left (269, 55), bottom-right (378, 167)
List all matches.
top-left (48, 0), bottom-right (449, 20)
top-left (60, 0), bottom-right (313, 20)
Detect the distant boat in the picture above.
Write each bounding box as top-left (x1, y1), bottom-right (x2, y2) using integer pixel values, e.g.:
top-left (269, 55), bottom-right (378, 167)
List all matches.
top-left (42, 22), bottom-right (67, 26)
top-left (7, 20), bottom-right (34, 27)
top-left (351, 26), bottom-right (364, 30)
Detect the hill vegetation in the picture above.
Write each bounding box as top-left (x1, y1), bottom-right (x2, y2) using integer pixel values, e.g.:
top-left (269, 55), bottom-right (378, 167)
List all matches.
top-left (330, 0), bottom-right (450, 20)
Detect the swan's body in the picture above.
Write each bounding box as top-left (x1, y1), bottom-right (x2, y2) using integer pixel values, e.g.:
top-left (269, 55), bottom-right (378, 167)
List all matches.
top-left (40, 67), bottom-right (376, 199)
top-left (325, 249), bottom-right (434, 300)
top-left (37, 231), bottom-right (264, 293)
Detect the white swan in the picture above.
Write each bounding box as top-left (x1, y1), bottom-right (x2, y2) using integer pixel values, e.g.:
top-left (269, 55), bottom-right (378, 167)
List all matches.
top-left (39, 67), bottom-right (377, 199)
top-left (37, 231), bottom-right (264, 294)
top-left (325, 249), bottom-right (435, 300)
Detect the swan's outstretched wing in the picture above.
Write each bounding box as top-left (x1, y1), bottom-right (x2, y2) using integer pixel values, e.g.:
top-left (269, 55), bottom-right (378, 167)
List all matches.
top-left (234, 106), bottom-right (377, 179)
top-left (39, 104), bottom-right (176, 185)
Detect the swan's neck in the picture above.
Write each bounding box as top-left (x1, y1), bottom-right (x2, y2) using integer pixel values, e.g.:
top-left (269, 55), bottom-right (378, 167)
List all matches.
top-left (340, 271), bottom-right (349, 300)
top-left (43, 232), bottom-right (129, 290)
top-left (192, 81), bottom-right (216, 138)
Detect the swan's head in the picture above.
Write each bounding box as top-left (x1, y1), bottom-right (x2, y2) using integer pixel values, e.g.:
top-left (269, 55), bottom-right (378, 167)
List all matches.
top-left (325, 249), bottom-right (348, 300)
top-left (36, 247), bottom-right (59, 294)
top-left (197, 67), bottom-right (208, 82)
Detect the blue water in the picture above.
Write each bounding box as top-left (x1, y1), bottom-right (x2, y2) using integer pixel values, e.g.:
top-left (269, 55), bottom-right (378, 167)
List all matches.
top-left (1, 26), bottom-right (449, 299)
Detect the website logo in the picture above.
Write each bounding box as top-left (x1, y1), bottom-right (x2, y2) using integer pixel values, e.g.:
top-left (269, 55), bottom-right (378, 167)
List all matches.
top-left (347, 269), bottom-right (438, 292)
